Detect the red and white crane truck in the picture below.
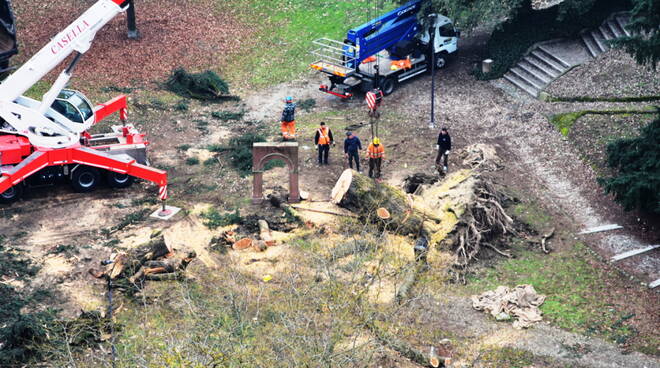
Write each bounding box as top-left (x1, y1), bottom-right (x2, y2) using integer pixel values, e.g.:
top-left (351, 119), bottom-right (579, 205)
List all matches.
top-left (0, 0), bottom-right (167, 204)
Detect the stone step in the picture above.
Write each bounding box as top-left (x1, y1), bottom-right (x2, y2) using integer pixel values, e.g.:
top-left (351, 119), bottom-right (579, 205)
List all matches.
top-left (607, 19), bottom-right (624, 38)
top-left (591, 29), bottom-right (609, 53)
top-left (523, 56), bottom-right (561, 78)
top-left (581, 31), bottom-right (600, 58)
top-left (616, 16), bottom-right (631, 37)
top-left (537, 46), bottom-right (571, 69)
top-left (530, 50), bottom-right (567, 74)
top-left (599, 24), bottom-right (614, 41)
top-left (509, 66), bottom-right (546, 89)
top-left (517, 60), bottom-right (553, 83)
top-left (504, 72), bottom-right (540, 97)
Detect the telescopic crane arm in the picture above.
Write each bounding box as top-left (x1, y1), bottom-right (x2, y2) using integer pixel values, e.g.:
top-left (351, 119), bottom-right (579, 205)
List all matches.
top-left (0, 0), bottom-right (129, 148)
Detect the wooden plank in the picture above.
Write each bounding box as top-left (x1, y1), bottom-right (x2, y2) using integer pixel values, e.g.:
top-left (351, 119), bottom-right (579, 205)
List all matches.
top-left (578, 224), bottom-right (622, 234)
top-left (649, 279), bottom-right (660, 289)
top-left (611, 245), bottom-right (660, 262)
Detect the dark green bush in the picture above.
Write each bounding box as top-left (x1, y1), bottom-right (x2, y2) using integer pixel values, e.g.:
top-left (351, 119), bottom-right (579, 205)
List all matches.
top-left (297, 98), bottom-right (316, 112)
top-left (202, 208), bottom-right (242, 229)
top-left (598, 117), bottom-right (660, 214)
top-left (213, 132), bottom-right (285, 176)
top-left (211, 110), bottom-right (245, 121)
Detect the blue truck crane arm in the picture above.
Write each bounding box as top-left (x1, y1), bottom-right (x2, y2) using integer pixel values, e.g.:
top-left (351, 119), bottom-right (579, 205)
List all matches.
top-left (344, 0), bottom-right (422, 68)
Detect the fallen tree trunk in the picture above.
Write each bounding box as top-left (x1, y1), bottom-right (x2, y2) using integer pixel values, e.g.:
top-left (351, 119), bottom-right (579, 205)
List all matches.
top-left (331, 169), bottom-right (424, 236)
top-left (332, 167), bottom-right (518, 277)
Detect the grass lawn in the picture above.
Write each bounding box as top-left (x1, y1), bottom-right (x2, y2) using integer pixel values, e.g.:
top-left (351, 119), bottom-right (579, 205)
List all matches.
top-left (466, 243), bottom-right (642, 348)
top-left (222, 0), bottom-right (396, 89)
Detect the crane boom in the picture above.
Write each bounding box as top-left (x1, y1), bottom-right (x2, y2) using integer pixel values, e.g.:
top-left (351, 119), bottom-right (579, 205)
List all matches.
top-left (0, 0), bottom-right (127, 102)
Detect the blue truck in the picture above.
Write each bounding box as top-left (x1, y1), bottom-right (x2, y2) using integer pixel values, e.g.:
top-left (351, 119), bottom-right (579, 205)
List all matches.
top-left (310, 0), bottom-right (459, 98)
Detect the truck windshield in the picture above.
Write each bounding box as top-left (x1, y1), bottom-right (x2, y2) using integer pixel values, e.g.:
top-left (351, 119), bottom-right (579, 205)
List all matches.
top-left (439, 24), bottom-right (455, 37)
top-left (52, 90), bottom-right (94, 123)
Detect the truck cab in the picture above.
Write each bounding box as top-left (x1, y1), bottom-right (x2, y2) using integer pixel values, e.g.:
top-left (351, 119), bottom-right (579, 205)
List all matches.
top-left (417, 14), bottom-right (459, 68)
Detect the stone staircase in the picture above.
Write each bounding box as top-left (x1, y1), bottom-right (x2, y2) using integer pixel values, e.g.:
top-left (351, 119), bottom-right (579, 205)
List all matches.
top-left (580, 12), bottom-right (631, 58)
top-left (503, 12), bottom-right (631, 98)
top-left (504, 46), bottom-right (570, 97)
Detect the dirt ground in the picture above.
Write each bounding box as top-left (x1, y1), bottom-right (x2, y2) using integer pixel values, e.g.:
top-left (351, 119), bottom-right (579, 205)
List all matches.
top-left (1, 16), bottom-right (659, 367)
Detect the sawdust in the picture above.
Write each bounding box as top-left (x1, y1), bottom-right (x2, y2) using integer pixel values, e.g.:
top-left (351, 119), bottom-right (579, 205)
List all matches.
top-left (164, 217), bottom-right (218, 269)
top-left (41, 255), bottom-right (73, 276)
top-left (186, 148), bottom-right (215, 162)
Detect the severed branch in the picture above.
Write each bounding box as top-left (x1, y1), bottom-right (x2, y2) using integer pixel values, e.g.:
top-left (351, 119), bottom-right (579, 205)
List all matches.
top-left (541, 227), bottom-right (555, 254)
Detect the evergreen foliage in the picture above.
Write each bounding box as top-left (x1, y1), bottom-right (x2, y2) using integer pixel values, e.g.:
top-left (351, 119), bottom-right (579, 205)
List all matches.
top-left (165, 68), bottom-right (238, 101)
top-left (598, 117), bottom-right (660, 214)
top-left (610, 0), bottom-right (660, 70)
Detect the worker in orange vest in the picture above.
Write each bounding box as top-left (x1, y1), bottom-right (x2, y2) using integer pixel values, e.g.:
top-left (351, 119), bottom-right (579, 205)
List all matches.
top-left (367, 137), bottom-right (385, 179)
top-left (280, 96), bottom-right (296, 140)
top-left (314, 122), bottom-right (334, 165)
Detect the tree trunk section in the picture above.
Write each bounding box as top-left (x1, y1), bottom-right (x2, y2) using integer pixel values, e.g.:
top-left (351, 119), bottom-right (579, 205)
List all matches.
top-left (331, 169), bottom-right (425, 236)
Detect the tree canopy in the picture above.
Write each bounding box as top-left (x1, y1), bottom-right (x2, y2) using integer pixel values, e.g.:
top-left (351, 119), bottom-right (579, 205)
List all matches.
top-left (599, 116), bottom-right (660, 215)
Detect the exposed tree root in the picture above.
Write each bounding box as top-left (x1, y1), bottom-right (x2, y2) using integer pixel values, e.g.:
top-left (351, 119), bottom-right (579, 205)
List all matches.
top-left (447, 179), bottom-right (516, 279)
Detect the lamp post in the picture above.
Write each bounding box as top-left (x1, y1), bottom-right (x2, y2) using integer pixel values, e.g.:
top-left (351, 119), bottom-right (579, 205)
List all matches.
top-left (428, 14), bottom-right (437, 130)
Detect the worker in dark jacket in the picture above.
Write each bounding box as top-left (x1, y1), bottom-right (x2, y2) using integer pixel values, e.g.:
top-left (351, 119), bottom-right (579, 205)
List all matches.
top-left (280, 96), bottom-right (296, 140)
top-left (314, 122), bottom-right (334, 165)
top-left (435, 127), bottom-right (451, 173)
top-left (344, 131), bottom-right (362, 172)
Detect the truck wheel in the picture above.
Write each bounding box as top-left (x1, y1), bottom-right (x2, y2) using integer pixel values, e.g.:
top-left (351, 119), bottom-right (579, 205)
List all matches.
top-left (434, 52), bottom-right (448, 69)
top-left (380, 78), bottom-right (396, 95)
top-left (71, 166), bottom-right (101, 192)
top-left (0, 184), bottom-right (24, 204)
top-left (106, 171), bottom-right (134, 189)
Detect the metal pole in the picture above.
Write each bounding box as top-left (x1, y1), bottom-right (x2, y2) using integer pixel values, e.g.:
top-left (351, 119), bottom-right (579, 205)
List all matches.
top-left (126, 0), bottom-right (139, 39)
top-left (428, 15), bottom-right (436, 130)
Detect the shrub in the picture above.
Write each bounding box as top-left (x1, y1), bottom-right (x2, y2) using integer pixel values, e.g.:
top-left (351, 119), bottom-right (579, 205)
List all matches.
top-left (211, 111), bottom-right (245, 121)
top-left (201, 208), bottom-right (242, 229)
top-left (186, 157), bottom-right (200, 165)
top-left (213, 132), bottom-right (285, 176)
top-left (297, 98), bottom-right (316, 112)
top-left (598, 117), bottom-right (660, 214)
top-left (174, 100), bottom-right (189, 111)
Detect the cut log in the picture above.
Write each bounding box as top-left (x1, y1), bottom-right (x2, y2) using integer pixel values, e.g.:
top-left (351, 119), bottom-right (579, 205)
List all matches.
top-left (129, 251), bottom-right (196, 283)
top-left (233, 238), bottom-right (253, 251)
top-left (107, 235), bottom-right (171, 279)
top-left (331, 169), bottom-right (425, 236)
top-left (252, 240), bottom-right (268, 252)
top-left (258, 220), bottom-right (275, 246)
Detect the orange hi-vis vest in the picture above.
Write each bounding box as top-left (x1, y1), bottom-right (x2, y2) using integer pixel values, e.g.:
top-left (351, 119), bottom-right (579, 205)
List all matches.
top-left (367, 143), bottom-right (385, 159)
top-left (318, 126), bottom-right (331, 145)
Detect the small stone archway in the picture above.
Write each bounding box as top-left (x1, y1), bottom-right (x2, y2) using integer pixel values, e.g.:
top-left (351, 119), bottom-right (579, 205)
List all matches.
top-left (252, 142), bottom-right (300, 204)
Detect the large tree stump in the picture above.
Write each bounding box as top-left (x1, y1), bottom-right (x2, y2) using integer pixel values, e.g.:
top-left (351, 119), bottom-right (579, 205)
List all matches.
top-left (331, 169), bottom-right (425, 236)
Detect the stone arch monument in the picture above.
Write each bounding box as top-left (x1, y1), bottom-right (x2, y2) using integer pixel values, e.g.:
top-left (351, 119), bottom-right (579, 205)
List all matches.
top-left (252, 142), bottom-right (300, 204)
